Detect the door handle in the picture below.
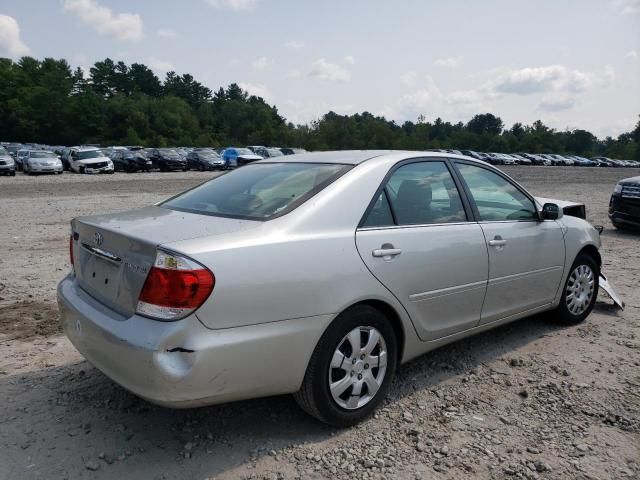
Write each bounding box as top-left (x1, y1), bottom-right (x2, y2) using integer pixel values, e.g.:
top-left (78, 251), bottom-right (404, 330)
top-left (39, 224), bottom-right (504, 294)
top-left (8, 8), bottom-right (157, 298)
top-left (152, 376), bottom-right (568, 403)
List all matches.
top-left (372, 243), bottom-right (402, 258)
top-left (488, 237), bottom-right (507, 247)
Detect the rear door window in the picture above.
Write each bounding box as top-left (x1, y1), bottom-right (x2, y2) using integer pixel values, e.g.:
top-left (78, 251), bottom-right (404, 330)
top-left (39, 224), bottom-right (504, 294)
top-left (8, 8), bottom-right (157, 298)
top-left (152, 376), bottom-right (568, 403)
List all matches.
top-left (362, 161), bottom-right (467, 227)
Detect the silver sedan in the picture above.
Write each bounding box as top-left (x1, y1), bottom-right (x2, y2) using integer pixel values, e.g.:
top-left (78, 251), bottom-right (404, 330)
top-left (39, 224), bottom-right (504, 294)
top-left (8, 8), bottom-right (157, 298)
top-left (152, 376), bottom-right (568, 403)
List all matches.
top-left (23, 150), bottom-right (63, 174)
top-left (57, 151), bottom-right (614, 426)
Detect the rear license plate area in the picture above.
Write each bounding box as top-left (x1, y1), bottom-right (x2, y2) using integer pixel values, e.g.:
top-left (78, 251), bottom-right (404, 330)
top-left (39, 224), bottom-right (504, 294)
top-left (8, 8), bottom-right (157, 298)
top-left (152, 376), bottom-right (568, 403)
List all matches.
top-left (82, 253), bottom-right (121, 300)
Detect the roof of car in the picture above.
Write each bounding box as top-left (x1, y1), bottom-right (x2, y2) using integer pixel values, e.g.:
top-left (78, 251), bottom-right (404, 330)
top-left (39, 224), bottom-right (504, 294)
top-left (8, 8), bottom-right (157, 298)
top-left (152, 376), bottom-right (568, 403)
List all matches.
top-left (255, 150), bottom-right (489, 166)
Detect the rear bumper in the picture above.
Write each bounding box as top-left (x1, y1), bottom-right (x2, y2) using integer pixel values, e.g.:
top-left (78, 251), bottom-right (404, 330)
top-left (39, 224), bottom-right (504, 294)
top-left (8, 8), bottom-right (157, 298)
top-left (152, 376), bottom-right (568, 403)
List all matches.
top-left (57, 274), bottom-right (331, 407)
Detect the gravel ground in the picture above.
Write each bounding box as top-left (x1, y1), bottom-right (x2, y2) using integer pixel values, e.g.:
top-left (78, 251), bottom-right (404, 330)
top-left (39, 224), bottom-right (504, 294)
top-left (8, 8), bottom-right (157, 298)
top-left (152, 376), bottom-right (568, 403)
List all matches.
top-left (0, 166), bottom-right (638, 480)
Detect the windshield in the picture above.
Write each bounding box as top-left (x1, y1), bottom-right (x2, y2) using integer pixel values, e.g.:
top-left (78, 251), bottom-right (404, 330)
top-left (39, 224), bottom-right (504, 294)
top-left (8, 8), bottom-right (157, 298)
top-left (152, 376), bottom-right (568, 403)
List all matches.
top-left (31, 151), bottom-right (56, 158)
top-left (267, 149), bottom-right (284, 157)
top-left (0, 147), bottom-right (7, 155)
top-left (197, 150), bottom-right (220, 158)
top-left (162, 163), bottom-right (351, 220)
top-left (77, 150), bottom-right (105, 159)
top-left (160, 149), bottom-right (179, 156)
top-left (236, 148), bottom-right (254, 155)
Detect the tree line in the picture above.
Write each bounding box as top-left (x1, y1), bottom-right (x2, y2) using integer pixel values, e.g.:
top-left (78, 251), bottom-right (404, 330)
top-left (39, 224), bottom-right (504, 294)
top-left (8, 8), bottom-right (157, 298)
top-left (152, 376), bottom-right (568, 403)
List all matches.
top-left (0, 56), bottom-right (638, 159)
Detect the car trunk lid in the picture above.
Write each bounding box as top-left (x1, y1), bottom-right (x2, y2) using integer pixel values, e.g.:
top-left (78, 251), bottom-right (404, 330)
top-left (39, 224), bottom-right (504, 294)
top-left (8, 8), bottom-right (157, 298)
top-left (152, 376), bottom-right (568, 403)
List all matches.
top-left (71, 206), bottom-right (258, 317)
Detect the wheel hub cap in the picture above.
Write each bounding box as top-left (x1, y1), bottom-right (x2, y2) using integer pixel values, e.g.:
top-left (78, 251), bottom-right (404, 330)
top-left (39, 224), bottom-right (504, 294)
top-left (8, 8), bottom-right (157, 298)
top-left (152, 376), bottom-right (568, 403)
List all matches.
top-left (565, 264), bottom-right (595, 316)
top-left (328, 326), bottom-right (387, 410)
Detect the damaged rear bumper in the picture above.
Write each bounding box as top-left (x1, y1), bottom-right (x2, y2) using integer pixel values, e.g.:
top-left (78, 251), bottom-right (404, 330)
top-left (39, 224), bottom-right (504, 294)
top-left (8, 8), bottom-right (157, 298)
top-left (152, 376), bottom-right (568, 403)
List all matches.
top-left (57, 274), bottom-right (331, 407)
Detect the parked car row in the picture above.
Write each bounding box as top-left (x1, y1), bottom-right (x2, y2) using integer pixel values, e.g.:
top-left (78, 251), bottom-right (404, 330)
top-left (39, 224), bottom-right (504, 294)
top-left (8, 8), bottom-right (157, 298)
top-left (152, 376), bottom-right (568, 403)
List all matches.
top-left (0, 142), bottom-right (309, 176)
top-left (2, 142), bottom-right (638, 177)
top-left (427, 149), bottom-right (640, 167)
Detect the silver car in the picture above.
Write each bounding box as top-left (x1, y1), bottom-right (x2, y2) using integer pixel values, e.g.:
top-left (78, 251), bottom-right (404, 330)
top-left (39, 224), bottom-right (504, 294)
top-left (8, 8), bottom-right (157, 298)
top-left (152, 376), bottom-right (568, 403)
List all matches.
top-left (58, 151), bottom-right (613, 426)
top-left (0, 145), bottom-right (16, 176)
top-left (23, 150), bottom-right (64, 175)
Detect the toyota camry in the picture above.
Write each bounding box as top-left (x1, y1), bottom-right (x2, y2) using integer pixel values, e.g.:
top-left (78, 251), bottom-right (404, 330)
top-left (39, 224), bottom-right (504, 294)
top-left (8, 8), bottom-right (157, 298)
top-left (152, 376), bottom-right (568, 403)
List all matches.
top-left (58, 151), bottom-right (617, 426)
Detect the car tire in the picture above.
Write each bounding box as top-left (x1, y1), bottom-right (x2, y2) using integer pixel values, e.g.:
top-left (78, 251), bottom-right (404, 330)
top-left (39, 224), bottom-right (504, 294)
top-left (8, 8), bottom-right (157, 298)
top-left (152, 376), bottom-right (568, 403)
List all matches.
top-left (10, 171), bottom-right (15, 176)
top-left (552, 254), bottom-right (599, 325)
top-left (294, 304), bottom-right (398, 427)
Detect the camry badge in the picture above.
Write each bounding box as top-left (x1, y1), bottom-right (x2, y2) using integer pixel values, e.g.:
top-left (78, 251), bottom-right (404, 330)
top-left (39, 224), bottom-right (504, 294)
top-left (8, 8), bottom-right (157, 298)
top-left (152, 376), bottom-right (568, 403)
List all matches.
top-left (94, 232), bottom-right (103, 246)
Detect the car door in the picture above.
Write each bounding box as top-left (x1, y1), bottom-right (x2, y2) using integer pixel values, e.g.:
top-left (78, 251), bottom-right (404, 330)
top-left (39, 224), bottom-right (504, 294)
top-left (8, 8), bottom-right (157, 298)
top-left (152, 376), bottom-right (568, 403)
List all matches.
top-left (453, 161), bottom-right (565, 324)
top-left (356, 159), bottom-right (489, 341)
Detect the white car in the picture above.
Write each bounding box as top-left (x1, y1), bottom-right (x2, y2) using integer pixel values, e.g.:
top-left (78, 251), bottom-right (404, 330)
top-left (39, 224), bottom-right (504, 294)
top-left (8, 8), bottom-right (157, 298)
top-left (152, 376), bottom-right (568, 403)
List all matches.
top-left (68, 147), bottom-right (114, 174)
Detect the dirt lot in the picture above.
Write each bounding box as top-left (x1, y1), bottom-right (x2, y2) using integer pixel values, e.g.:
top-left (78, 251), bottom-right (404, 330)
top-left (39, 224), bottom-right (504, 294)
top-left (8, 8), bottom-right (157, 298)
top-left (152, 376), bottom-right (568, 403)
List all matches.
top-left (0, 167), bottom-right (638, 480)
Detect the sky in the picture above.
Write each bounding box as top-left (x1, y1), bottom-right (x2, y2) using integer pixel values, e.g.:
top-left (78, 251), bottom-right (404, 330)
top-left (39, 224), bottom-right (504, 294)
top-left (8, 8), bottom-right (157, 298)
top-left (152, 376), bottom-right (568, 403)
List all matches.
top-left (0, 0), bottom-right (638, 137)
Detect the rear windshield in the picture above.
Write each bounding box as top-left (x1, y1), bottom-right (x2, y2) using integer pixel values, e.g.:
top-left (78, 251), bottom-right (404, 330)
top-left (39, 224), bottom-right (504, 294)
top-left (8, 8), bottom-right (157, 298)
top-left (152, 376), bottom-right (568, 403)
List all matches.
top-left (162, 162), bottom-right (351, 220)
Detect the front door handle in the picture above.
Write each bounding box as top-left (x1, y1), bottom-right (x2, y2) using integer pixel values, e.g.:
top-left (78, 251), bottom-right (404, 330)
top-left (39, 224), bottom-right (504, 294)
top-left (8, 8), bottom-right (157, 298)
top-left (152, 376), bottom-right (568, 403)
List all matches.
top-left (372, 244), bottom-right (402, 258)
top-left (488, 236), bottom-right (507, 247)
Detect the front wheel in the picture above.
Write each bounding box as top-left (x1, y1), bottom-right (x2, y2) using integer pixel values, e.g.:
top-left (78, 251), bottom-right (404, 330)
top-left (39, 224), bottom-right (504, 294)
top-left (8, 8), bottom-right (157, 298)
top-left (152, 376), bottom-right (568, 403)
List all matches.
top-left (553, 254), bottom-right (599, 325)
top-left (294, 305), bottom-right (397, 427)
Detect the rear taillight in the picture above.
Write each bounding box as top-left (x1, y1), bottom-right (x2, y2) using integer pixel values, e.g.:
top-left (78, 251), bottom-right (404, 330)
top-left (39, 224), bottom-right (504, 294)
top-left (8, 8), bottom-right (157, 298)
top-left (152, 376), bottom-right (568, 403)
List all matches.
top-left (136, 251), bottom-right (215, 321)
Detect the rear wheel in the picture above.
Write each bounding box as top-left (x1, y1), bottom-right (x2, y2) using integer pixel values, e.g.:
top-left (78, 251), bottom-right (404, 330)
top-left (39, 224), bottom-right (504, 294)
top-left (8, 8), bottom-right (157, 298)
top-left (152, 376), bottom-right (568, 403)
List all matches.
top-left (294, 305), bottom-right (397, 427)
top-left (553, 254), bottom-right (599, 325)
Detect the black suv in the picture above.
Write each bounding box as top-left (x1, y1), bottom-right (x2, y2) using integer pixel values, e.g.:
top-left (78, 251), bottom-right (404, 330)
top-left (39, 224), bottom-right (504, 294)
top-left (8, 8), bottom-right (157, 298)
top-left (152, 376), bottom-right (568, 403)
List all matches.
top-left (609, 176), bottom-right (640, 230)
top-left (112, 149), bottom-right (152, 172)
top-left (186, 149), bottom-right (226, 171)
top-left (147, 148), bottom-right (187, 171)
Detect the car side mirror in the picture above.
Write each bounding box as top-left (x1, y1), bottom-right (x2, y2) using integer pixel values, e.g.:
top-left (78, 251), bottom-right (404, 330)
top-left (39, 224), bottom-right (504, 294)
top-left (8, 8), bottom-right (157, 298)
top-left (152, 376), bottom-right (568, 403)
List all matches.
top-left (541, 203), bottom-right (562, 220)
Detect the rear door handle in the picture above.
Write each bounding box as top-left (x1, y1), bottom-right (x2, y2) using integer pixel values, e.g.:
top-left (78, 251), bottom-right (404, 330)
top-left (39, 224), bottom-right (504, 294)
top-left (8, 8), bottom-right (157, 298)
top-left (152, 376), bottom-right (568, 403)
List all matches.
top-left (372, 246), bottom-right (402, 258)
